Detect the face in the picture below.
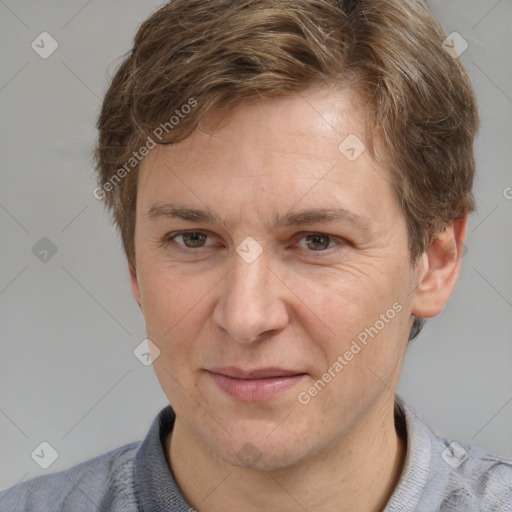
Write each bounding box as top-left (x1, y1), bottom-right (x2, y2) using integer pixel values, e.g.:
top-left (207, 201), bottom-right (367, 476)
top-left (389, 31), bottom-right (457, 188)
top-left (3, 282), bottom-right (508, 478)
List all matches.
top-left (130, 86), bottom-right (426, 470)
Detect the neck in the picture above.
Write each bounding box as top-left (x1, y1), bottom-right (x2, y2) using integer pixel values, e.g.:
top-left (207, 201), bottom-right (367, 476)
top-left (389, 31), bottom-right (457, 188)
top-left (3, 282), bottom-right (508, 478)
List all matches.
top-left (167, 397), bottom-right (406, 512)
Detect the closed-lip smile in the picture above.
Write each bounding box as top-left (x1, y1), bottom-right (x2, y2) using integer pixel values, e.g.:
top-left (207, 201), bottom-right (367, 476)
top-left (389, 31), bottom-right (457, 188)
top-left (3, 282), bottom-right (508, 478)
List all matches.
top-left (207, 366), bottom-right (307, 401)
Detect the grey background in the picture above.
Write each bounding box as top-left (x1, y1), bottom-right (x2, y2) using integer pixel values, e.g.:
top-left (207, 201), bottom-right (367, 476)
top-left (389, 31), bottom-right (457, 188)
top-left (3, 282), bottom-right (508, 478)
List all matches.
top-left (0, 0), bottom-right (511, 491)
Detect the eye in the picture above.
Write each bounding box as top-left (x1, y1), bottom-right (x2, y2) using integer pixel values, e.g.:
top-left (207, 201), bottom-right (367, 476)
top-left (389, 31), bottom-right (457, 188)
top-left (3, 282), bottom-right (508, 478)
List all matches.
top-left (298, 233), bottom-right (340, 251)
top-left (163, 231), bottom-right (343, 254)
top-left (168, 231), bottom-right (213, 248)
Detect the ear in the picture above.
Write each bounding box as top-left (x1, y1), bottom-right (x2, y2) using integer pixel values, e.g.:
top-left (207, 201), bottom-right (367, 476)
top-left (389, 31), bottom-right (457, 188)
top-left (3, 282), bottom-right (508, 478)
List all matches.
top-left (129, 262), bottom-right (143, 311)
top-left (410, 215), bottom-right (468, 319)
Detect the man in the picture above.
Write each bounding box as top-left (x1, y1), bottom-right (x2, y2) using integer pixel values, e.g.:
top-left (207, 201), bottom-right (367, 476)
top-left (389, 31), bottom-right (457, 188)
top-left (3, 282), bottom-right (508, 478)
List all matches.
top-left (1, 0), bottom-right (511, 511)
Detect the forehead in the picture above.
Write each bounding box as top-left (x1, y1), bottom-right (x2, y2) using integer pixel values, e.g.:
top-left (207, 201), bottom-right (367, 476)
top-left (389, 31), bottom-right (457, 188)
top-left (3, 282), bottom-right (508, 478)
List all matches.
top-left (137, 86), bottom-right (398, 228)
top-left (161, 86), bottom-right (365, 166)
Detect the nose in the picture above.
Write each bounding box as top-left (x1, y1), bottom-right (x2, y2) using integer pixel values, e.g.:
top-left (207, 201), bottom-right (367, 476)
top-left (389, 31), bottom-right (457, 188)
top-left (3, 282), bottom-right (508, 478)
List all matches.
top-left (212, 251), bottom-right (290, 344)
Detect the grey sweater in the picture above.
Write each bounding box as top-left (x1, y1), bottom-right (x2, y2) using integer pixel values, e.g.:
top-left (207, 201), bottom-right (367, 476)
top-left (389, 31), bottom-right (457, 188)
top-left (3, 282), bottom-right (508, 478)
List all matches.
top-left (1, 396), bottom-right (511, 511)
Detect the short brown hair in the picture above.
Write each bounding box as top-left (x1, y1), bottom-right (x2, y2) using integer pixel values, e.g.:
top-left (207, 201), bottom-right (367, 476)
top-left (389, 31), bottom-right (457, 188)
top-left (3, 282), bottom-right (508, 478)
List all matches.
top-left (94, 0), bottom-right (479, 341)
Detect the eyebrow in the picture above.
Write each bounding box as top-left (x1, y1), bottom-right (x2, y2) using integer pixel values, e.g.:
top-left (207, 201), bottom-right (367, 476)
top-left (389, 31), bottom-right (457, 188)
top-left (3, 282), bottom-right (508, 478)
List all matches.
top-left (145, 203), bottom-right (373, 231)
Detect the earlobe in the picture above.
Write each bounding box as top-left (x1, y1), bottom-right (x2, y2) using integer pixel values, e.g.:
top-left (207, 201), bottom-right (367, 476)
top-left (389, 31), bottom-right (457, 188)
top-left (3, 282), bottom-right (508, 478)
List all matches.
top-left (410, 216), bottom-right (468, 319)
top-left (129, 263), bottom-right (143, 310)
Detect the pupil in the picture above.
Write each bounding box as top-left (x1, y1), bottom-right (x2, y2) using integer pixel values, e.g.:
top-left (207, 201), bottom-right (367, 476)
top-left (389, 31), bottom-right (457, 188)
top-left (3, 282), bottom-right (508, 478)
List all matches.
top-left (184, 232), bottom-right (205, 247)
top-left (306, 234), bottom-right (329, 250)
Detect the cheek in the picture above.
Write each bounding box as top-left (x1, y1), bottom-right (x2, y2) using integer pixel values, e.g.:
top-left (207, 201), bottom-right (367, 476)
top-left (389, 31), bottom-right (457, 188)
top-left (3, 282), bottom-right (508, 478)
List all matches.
top-left (293, 260), bottom-right (399, 335)
top-left (140, 264), bottom-right (210, 401)
top-left (295, 262), bottom-right (407, 381)
top-left (296, 285), bottom-right (407, 425)
top-left (139, 261), bottom-right (214, 332)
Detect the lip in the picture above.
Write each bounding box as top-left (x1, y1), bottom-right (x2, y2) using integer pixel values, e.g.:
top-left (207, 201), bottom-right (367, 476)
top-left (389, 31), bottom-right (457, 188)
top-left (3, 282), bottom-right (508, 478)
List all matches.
top-left (207, 367), bottom-right (307, 401)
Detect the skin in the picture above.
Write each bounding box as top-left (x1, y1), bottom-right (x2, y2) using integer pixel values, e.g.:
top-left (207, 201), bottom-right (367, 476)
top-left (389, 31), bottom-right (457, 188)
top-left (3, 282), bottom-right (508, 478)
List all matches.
top-left (130, 85), bottom-right (468, 512)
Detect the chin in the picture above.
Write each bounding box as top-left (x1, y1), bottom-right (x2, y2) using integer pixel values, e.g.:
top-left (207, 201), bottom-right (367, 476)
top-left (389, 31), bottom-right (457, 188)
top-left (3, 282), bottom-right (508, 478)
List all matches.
top-left (220, 443), bottom-right (309, 472)
top-left (209, 420), bottom-right (321, 472)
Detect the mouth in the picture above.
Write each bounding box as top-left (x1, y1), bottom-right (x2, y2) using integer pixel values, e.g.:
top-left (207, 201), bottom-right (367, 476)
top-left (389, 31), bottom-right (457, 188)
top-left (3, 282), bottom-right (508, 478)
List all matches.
top-left (206, 366), bottom-right (308, 401)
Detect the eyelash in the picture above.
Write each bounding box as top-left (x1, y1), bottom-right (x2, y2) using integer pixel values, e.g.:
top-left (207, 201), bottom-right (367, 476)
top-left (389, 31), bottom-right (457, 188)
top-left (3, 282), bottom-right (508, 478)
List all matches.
top-left (162, 231), bottom-right (345, 255)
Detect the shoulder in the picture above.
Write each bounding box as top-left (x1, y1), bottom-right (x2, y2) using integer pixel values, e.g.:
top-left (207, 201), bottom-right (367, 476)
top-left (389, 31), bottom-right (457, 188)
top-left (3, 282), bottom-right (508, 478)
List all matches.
top-left (0, 441), bottom-right (141, 512)
top-left (392, 397), bottom-right (512, 511)
top-left (432, 435), bottom-right (512, 510)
